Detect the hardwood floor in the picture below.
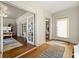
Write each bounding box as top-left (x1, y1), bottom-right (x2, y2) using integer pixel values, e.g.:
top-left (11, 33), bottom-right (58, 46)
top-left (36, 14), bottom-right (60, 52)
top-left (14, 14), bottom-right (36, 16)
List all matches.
top-left (20, 41), bottom-right (74, 58)
top-left (20, 44), bottom-right (50, 58)
top-left (3, 36), bottom-right (35, 58)
top-left (63, 43), bottom-right (74, 58)
top-left (3, 37), bottom-right (74, 58)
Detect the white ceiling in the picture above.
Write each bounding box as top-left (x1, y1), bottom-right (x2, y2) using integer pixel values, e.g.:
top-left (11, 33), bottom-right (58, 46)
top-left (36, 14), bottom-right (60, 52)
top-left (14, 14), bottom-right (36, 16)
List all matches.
top-left (1, 2), bottom-right (26, 19)
top-left (7, 1), bottom-right (79, 13)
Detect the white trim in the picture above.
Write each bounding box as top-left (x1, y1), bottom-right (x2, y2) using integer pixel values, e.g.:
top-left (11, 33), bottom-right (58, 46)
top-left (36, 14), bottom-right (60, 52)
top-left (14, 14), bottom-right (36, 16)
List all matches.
top-left (0, 8), bottom-right (3, 58)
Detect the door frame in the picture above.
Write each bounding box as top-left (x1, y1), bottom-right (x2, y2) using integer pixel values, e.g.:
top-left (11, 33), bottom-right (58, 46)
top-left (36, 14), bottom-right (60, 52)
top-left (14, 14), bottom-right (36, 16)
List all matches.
top-left (45, 18), bottom-right (50, 41)
top-left (27, 14), bottom-right (35, 45)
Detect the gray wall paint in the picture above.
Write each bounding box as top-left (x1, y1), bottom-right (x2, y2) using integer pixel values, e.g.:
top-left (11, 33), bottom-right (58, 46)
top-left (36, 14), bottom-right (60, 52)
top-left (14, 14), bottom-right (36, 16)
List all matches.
top-left (52, 6), bottom-right (79, 44)
top-left (3, 18), bottom-right (17, 34)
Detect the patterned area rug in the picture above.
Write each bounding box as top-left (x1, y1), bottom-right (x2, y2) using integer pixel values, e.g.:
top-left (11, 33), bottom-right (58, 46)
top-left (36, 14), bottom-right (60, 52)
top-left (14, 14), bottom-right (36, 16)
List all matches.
top-left (3, 38), bottom-right (23, 52)
top-left (38, 45), bottom-right (65, 58)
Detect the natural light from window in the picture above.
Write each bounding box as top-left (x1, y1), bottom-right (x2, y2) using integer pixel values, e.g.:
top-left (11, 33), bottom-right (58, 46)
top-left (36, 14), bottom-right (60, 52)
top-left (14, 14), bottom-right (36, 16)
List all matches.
top-left (57, 18), bottom-right (69, 38)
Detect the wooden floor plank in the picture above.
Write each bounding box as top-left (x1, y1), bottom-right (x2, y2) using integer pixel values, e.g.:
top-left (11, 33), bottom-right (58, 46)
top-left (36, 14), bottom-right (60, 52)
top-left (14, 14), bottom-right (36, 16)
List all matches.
top-left (20, 41), bottom-right (74, 58)
top-left (3, 37), bottom-right (35, 58)
top-left (20, 44), bottom-right (50, 58)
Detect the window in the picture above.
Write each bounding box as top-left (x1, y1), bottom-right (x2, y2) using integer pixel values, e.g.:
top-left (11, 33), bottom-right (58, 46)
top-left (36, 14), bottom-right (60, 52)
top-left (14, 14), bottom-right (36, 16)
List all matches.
top-left (57, 18), bottom-right (69, 38)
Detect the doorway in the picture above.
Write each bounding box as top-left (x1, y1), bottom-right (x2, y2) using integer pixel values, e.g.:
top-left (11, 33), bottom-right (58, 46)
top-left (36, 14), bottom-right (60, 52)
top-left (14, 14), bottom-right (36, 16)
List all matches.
top-left (2, 2), bottom-right (36, 58)
top-left (45, 18), bottom-right (50, 42)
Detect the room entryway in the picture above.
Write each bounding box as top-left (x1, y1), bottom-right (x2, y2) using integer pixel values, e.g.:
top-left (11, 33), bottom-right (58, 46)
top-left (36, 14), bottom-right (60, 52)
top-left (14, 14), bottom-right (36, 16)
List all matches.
top-left (45, 18), bottom-right (50, 42)
top-left (2, 2), bottom-right (36, 58)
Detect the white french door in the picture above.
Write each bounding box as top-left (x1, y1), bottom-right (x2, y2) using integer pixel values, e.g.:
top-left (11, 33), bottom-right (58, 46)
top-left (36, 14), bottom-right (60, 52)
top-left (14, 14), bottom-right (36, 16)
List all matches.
top-left (27, 15), bottom-right (35, 45)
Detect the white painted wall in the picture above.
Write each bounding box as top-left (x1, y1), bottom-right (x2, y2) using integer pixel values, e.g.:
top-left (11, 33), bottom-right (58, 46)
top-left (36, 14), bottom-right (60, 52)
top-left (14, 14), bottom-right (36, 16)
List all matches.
top-left (52, 6), bottom-right (79, 44)
top-left (7, 2), bottom-right (53, 46)
top-left (16, 7), bottom-right (52, 46)
top-left (0, 16), bottom-right (1, 37)
top-left (16, 12), bottom-right (33, 36)
top-left (78, 7), bottom-right (79, 43)
top-left (33, 8), bottom-right (52, 46)
top-left (43, 10), bottom-right (53, 40)
top-left (35, 9), bottom-right (45, 46)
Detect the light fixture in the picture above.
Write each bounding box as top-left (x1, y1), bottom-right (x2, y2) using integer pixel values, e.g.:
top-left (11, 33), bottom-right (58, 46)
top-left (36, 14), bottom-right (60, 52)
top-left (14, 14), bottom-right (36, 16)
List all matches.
top-left (45, 17), bottom-right (49, 21)
top-left (0, 3), bottom-right (8, 17)
top-left (0, 13), bottom-right (8, 17)
top-left (45, 20), bottom-right (48, 21)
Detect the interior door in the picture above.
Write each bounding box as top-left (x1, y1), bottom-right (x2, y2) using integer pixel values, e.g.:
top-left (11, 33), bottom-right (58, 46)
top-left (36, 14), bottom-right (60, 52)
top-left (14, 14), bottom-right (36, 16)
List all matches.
top-left (27, 15), bottom-right (35, 45)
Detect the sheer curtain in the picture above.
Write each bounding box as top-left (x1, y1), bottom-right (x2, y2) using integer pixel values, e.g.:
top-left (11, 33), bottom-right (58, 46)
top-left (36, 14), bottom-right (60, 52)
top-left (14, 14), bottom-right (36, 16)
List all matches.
top-left (57, 18), bottom-right (69, 38)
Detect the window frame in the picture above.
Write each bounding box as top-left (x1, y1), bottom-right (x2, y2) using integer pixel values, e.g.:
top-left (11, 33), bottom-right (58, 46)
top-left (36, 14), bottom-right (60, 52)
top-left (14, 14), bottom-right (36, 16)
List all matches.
top-left (56, 18), bottom-right (69, 38)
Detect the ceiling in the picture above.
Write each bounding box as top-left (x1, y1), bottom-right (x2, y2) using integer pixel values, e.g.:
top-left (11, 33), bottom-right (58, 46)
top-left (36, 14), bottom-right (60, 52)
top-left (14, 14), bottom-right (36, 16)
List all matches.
top-left (6, 1), bottom-right (79, 13)
top-left (1, 2), bottom-right (26, 19)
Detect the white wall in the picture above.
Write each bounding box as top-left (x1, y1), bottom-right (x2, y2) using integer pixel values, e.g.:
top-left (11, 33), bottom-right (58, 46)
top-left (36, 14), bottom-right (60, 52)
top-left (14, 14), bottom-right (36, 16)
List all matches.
top-left (78, 7), bottom-right (79, 43)
top-left (0, 17), bottom-right (1, 39)
top-left (35, 9), bottom-right (45, 46)
top-left (52, 6), bottom-right (79, 44)
top-left (44, 10), bottom-right (53, 40)
top-left (16, 7), bottom-right (52, 46)
top-left (16, 12), bottom-right (34, 37)
top-left (35, 8), bottom-right (53, 46)
top-left (7, 2), bottom-right (53, 46)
